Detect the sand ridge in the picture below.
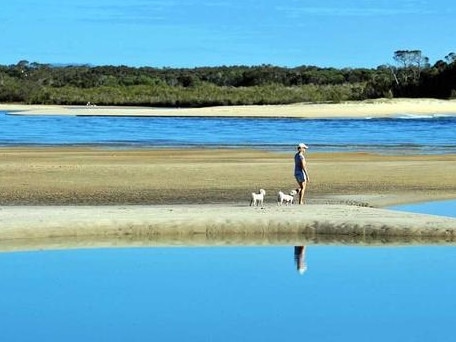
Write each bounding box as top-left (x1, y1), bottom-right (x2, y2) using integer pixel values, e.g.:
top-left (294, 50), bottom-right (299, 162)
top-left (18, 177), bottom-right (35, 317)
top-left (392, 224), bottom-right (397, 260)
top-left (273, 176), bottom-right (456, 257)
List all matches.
top-left (2, 98), bottom-right (456, 118)
top-left (1, 204), bottom-right (455, 241)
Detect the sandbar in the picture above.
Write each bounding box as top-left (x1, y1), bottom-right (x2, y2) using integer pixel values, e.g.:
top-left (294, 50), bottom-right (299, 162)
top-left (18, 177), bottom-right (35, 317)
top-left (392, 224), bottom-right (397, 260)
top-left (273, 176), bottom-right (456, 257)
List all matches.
top-left (0, 204), bottom-right (455, 249)
top-left (2, 98), bottom-right (456, 118)
top-left (0, 147), bottom-right (455, 251)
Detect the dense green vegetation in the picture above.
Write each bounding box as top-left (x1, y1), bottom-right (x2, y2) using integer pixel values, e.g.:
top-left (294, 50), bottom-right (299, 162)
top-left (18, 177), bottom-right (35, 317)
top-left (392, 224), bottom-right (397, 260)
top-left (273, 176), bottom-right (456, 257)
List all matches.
top-left (1, 50), bottom-right (455, 107)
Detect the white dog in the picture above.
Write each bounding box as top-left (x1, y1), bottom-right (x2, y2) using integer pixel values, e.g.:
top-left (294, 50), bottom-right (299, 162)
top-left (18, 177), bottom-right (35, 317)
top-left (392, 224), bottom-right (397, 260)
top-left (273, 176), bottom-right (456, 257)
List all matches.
top-left (277, 190), bottom-right (297, 206)
top-left (250, 189), bottom-right (266, 207)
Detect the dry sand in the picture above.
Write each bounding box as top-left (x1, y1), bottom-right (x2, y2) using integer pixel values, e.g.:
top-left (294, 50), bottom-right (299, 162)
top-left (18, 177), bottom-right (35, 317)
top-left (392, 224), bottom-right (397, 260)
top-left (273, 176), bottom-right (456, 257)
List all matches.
top-left (1, 99), bottom-right (456, 250)
top-left (2, 98), bottom-right (456, 118)
top-left (1, 204), bottom-right (455, 252)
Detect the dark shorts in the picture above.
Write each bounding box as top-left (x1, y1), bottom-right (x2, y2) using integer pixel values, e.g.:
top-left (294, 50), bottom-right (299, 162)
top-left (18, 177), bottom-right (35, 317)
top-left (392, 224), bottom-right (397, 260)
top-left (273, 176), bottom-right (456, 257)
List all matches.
top-left (295, 172), bottom-right (307, 183)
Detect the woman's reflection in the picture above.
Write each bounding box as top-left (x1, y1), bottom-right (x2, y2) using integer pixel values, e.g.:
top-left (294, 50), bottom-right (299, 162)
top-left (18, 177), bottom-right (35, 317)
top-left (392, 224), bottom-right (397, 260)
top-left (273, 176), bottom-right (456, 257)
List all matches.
top-left (294, 246), bottom-right (307, 275)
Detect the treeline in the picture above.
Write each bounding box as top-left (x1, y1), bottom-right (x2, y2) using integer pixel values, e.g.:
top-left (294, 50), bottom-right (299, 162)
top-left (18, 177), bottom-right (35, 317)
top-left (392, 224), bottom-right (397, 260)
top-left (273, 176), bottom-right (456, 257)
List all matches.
top-left (0, 50), bottom-right (455, 107)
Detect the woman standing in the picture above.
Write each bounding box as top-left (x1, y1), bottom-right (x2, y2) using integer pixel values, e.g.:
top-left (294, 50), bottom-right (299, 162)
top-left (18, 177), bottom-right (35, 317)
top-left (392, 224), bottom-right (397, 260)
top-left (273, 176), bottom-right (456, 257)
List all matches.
top-left (294, 143), bottom-right (310, 205)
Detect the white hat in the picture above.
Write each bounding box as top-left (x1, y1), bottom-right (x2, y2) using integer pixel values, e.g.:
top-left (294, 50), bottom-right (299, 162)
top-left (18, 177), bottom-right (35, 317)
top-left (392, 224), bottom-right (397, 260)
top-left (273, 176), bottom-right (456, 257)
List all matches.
top-left (298, 143), bottom-right (308, 149)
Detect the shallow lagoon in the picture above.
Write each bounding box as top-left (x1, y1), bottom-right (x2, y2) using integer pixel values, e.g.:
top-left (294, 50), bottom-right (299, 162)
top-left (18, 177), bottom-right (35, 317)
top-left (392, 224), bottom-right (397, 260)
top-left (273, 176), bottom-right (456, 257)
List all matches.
top-left (390, 198), bottom-right (456, 218)
top-left (1, 200), bottom-right (455, 342)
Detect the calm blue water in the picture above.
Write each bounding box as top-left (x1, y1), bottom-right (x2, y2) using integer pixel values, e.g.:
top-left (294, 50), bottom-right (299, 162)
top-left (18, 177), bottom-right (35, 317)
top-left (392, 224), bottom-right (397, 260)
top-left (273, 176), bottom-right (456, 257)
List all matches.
top-left (1, 112), bottom-right (455, 154)
top-left (2, 245), bottom-right (456, 342)
top-left (0, 201), bottom-right (455, 342)
top-left (390, 199), bottom-right (456, 218)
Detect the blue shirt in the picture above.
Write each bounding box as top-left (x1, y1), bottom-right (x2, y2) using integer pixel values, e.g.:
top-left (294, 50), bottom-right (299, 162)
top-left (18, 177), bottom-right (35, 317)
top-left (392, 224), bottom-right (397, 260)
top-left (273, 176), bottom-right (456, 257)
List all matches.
top-left (294, 152), bottom-right (305, 176)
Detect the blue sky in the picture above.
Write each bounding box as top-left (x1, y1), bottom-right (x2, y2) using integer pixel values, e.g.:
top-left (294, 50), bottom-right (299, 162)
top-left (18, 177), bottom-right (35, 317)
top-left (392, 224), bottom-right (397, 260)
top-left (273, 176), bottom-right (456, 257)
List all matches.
top-left (1, 0), bottom-right (455, 69)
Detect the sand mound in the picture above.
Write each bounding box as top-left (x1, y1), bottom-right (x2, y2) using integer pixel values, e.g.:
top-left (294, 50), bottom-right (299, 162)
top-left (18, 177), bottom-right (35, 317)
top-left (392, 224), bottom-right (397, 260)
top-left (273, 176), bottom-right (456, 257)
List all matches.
top-left (1, 204), bottom-right (455, 240)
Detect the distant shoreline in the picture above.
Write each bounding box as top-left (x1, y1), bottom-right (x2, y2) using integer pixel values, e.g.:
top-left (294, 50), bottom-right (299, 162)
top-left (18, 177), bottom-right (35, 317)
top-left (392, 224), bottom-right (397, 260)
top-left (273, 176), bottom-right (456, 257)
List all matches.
top-left (2, 98), bottom-right (456, 118)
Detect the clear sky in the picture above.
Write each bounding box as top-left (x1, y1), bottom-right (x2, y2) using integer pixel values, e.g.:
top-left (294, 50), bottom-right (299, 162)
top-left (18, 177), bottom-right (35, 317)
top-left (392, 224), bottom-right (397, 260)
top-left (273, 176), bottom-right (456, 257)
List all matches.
top-left (1, 0), bottom-right (455, 69)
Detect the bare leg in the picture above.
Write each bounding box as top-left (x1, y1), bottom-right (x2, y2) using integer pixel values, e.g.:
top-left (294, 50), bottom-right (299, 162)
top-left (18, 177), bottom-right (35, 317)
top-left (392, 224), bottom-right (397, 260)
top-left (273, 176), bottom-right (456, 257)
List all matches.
top-left (296, 181), bottom-right (306, 205)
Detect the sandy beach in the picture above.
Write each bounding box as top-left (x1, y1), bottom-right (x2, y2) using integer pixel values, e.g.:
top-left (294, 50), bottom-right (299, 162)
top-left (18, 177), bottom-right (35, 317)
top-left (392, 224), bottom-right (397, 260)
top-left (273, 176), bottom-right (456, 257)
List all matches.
top-left (1, 148), bottom-right (455, 206)
top-left (0, 147), bottom-right (455, 248)
top-left (2, 98), bottom-right (456, 118)
top-left (1, 100), bottom-right (456, 249)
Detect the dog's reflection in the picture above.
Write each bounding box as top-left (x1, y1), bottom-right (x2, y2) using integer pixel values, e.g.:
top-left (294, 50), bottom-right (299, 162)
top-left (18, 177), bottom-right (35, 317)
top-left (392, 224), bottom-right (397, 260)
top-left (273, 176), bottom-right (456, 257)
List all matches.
top-left (294, 246), bottom-right (307, 275)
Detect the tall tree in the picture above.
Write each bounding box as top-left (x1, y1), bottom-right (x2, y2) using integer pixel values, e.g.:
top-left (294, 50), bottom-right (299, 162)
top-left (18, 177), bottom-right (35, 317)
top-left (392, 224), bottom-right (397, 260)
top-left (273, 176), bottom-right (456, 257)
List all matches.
top-left (393, 50), bottom-right (429, 85)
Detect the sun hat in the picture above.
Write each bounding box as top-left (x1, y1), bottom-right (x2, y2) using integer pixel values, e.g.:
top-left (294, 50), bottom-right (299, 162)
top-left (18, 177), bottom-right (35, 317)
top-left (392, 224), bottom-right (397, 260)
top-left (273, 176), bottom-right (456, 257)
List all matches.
top-left (298, 143), bottom-right (308, 149)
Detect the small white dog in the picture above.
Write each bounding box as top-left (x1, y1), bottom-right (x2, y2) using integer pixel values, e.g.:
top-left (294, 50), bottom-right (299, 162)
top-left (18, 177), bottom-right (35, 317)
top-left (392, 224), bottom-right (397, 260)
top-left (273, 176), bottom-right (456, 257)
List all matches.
top-left (250, 189), bottom-right (266, 207)
top-left (277, 190), bottom-right (298, 206)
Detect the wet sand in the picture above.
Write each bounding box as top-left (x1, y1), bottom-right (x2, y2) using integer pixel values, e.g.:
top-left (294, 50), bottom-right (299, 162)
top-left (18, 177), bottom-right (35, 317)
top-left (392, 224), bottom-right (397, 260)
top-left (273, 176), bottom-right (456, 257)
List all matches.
top-left (1, 148), bottom-right (455, 206)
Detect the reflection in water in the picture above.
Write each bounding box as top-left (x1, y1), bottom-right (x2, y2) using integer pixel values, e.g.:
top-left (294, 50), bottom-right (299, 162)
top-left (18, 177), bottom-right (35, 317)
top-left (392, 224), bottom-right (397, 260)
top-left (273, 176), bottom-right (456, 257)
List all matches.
top-left (294, 246), bottom-right (307, 274)
top-left (2, 244), bottom-right (456, 341)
